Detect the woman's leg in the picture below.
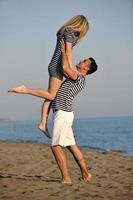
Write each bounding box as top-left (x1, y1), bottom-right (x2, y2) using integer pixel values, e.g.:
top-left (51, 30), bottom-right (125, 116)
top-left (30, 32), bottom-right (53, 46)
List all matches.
top-left (8, 77), bottom-right (62, 101)
top-left (67, 144), bottom-right (92, 183)
top-left (8, 77), bottom-right (62, 138)
top-left (38, 99), bottom-right (52, 138)
top-left (38, 77), bottom-right (62, 137)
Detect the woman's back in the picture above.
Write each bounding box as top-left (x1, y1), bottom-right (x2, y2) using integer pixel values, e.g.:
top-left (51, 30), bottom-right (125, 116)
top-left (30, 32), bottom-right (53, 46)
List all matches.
top-left (48, 27), bottom-right (78, 81)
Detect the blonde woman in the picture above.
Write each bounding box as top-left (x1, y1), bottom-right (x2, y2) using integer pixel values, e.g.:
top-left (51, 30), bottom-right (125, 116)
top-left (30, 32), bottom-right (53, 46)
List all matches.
top-left (9, 15), bottom-right (89, 138)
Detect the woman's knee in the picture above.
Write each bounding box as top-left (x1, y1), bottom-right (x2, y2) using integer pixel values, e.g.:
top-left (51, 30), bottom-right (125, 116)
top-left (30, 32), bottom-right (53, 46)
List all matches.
top-left (49, 95), bottom-right (56, 101)
top-left (47, 92), bottom-right (56, 100)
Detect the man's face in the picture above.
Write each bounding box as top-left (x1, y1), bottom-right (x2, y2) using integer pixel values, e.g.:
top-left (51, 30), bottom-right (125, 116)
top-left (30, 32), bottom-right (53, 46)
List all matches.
top-left (76, 59), bottom-right (91, 75)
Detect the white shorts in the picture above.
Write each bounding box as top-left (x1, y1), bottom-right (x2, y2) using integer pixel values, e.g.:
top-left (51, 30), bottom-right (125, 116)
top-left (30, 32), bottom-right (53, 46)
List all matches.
top-left (51, 110), bottom-right (75, 147)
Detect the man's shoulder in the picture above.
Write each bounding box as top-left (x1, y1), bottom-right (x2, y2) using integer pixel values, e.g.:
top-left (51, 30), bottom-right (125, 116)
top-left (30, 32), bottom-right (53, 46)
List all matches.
top-left (63, 75), bottom-right (86, 84)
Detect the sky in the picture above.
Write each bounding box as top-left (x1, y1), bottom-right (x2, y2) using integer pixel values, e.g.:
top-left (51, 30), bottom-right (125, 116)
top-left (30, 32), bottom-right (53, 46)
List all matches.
top-left (0, 0), bottom-right (133, 120)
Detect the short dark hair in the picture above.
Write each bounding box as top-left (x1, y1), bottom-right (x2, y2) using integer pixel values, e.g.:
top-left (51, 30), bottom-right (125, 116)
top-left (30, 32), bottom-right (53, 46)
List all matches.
top-left (87, 57), bottom-right (98, 75)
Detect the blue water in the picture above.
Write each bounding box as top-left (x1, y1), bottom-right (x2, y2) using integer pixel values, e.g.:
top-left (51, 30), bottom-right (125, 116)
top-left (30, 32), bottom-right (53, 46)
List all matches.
top-left (0, 116), bottom-right (133, 155)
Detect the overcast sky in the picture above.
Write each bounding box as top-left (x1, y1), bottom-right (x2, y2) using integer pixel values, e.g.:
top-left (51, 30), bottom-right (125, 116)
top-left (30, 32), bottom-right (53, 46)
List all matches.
top-left (0, 0), bottom-right (133, 120)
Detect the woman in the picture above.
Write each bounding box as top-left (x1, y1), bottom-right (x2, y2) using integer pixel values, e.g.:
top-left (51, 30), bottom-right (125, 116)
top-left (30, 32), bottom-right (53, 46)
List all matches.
top-left (9, 15), bottom-right (89, 138)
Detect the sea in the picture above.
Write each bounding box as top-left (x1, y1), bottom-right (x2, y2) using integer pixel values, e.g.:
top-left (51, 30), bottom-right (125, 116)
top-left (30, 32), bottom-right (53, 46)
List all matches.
top-left (0, 116), bottom-right (133, 156)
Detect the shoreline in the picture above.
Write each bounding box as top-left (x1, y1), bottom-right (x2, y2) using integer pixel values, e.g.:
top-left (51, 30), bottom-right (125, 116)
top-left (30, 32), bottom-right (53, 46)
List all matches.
top-left (0, 140), bottom-right (133, 200)
top-left (0, 139), bottom-right (132, 157)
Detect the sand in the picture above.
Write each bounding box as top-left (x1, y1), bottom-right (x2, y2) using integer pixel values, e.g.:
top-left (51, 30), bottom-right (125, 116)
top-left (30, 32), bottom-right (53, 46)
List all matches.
top-left (0, 141), bottom-right (133, 200)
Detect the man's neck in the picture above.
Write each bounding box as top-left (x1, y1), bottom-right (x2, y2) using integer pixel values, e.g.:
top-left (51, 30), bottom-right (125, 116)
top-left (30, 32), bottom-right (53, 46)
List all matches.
top-left (76, 69), bottom-right (85, 76)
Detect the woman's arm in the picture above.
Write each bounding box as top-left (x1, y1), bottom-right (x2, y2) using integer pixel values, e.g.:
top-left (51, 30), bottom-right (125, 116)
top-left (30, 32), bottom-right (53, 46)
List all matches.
top-left (61, 40), bottom-right (77, 80)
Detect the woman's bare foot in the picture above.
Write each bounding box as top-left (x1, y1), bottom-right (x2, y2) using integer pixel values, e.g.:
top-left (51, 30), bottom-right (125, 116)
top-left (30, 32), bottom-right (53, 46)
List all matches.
top-left (38, 123), bottom-right (51, 139)
top-left (8, 85), bottom-right (27, 93)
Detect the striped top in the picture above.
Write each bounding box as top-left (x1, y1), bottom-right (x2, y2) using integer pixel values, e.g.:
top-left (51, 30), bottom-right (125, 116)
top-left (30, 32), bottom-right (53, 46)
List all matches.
top-left (52, 75), bottom-right (86, 112)
top-left (48, 27), bottom-right (78, 81)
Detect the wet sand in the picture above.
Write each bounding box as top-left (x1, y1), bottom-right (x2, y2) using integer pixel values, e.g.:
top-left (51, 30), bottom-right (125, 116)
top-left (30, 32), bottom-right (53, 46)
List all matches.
top-left (0, 141), bottom-right (133, 200)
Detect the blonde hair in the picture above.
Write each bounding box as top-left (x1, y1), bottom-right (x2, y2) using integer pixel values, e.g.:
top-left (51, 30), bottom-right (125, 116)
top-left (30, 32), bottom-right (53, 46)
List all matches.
top-left (57, 15), bottom-right (89, 44)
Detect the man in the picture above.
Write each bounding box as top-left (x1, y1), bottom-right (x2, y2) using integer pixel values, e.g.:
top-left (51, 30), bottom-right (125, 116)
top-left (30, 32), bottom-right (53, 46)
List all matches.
top-left (50, 39), bottom-right (97, 184)
top-left (8, 40), bottom-right (97, 184)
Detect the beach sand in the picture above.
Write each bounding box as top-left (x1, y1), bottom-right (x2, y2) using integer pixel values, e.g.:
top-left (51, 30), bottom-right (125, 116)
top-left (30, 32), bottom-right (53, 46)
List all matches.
top-left (0, 141), bottom-right (133, 200)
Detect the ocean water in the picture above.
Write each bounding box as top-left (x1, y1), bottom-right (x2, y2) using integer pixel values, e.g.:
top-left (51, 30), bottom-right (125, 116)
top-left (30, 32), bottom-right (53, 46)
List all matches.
top-left (0, 116), bottom-right (133, 155)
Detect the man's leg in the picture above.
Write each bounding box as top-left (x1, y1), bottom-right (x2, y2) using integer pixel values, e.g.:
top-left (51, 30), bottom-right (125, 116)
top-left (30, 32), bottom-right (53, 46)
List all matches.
top-left (51, 145), bottom-right (72, 184)
top-left (67, 144), bottom-right (92, 183)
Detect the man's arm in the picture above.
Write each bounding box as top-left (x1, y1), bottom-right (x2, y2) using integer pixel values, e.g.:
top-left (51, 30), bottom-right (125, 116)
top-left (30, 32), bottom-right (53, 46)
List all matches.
top-left (65, 42), bottom-right (72, 68)
top-left (60, 39), bottom-right (78, 80)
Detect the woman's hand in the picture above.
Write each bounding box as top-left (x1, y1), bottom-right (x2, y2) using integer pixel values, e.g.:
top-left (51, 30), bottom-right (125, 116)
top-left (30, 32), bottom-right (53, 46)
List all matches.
top-left (60, 39), bottom-right (66, 54)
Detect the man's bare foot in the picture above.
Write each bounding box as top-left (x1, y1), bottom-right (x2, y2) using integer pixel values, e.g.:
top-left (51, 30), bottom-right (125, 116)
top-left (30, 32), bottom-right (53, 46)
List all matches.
top-left (38, 123), bottom-right (51, 139)
top-left (82, 172), bottom-right (92, 183)
top-left (8, 85), bottom-right (27, 93)
top-left (61, 178), bottom-right (72, 185)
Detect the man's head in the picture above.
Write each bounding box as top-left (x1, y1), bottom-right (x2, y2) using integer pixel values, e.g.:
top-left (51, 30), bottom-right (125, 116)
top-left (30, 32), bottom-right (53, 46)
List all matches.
top-left (76, 57), bottom-right (98, 76)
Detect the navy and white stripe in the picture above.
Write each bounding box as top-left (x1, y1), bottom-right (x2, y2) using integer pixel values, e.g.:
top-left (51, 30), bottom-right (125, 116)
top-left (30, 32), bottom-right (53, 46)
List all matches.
top-left (48, 27), bottom-right (78, 81)
top-left (52, 75), bottom-right (86, 112)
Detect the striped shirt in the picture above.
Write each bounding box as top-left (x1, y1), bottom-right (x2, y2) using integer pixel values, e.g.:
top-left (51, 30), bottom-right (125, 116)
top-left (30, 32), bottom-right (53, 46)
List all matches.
top-left (52, 75), bottom-right (86, 112)
top-left (48, 27), bottom-right (78, 81)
